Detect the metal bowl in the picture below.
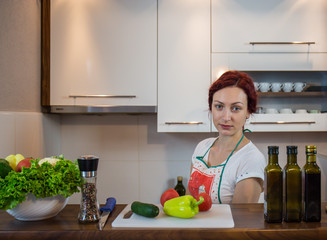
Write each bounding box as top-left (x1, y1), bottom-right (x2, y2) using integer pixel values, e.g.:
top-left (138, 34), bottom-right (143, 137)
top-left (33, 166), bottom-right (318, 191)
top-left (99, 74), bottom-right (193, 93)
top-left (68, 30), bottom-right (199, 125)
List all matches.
top-left (6, 193), bottom-right (69, 221)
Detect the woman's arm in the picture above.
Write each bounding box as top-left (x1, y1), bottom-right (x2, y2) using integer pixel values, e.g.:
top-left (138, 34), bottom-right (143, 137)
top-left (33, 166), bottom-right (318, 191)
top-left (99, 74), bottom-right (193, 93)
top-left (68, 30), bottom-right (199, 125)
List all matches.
top-left (232, 177), bottom-right (263, 203)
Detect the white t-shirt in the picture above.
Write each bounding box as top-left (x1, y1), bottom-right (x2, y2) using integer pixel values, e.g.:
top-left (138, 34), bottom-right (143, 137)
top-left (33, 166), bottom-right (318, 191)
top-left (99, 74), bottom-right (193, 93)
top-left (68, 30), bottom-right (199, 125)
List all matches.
top-left (190, 137), bottom-right (266, 204)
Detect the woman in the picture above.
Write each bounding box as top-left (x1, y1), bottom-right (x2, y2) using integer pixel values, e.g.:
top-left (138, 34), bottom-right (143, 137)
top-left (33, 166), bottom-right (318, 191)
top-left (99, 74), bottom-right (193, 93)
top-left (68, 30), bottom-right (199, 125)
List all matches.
top-left (187, 71), bottom-right (266, 204)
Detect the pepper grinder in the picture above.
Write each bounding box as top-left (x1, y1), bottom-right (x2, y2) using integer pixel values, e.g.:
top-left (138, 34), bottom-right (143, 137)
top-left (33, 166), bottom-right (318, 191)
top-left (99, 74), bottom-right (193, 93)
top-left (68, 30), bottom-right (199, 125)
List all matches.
top-left (77, 155), bottom-right (100, 223)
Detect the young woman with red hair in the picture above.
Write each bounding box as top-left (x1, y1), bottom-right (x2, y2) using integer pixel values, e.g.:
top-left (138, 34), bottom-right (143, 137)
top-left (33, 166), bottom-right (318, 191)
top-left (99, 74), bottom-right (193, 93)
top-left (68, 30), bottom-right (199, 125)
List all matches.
top-left (187, 71), bottom-right (266, 204)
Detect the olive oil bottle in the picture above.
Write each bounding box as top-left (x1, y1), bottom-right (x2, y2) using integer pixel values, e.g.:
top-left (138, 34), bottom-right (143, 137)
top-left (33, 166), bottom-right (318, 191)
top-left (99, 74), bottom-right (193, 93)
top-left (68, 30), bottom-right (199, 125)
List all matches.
top-left (174, 176), bottom-right (186, 196)
top-left (303, 145), bottom-right (321, 222)
top-left (284, 146), bottom-right (302, 222)
top-left (264, 146), bottom-right (283, 223)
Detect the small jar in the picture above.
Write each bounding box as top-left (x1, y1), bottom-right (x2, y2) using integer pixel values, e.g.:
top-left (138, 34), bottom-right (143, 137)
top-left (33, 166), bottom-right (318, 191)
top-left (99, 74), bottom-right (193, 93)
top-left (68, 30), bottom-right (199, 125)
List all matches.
top-left (77, 155), bottom-right (100, 223)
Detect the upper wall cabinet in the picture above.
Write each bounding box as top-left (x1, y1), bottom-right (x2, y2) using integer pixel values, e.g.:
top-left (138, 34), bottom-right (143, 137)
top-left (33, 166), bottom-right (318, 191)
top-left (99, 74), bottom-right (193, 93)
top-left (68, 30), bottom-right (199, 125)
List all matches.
top-left (211, 0), bottom-right (327, 72)
top-left (212, 0), bottom-right (327, 53)
top-left (157, 0), bottom-right (211, 132)
top-left (42, 0), bottom-right (157, 113)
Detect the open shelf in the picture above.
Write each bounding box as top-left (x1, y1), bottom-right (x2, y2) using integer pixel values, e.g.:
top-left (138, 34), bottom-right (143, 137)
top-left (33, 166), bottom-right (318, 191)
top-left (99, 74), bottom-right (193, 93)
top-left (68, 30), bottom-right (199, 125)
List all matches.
top-left (257, 91), bottom-right (327, 98)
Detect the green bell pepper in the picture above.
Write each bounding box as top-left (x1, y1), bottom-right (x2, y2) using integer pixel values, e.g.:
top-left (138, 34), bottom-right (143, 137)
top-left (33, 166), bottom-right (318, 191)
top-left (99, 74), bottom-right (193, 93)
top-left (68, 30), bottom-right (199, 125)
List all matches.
top-left (163, 195), bottom-right (204, 218)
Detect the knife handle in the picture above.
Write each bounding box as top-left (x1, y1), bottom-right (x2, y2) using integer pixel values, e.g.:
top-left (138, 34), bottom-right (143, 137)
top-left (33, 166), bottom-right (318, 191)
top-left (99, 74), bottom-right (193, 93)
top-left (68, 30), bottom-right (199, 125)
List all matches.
top-left (100, 197), bottom-right (116, 212)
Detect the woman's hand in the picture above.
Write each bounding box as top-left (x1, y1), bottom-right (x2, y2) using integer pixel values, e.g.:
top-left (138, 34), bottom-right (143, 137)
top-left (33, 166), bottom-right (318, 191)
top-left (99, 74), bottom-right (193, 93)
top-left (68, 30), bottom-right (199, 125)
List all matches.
top-left (232, 177), bottom-right (263, 203)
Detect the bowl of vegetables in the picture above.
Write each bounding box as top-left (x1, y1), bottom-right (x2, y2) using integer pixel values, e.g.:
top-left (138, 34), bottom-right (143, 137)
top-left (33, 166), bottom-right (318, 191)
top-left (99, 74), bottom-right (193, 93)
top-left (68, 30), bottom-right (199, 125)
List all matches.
top-left (6, 193), bottom-right (70, 221)
top-left (0, 154), bottom-right (82, 221)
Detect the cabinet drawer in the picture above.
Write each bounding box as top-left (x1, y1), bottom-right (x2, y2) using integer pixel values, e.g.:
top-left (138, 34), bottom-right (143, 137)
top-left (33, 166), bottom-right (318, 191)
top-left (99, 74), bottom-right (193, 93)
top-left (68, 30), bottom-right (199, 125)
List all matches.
top-left (245, 114), bottom-right (327, 132)
top-left (212, 53), bottom-right (327, 76)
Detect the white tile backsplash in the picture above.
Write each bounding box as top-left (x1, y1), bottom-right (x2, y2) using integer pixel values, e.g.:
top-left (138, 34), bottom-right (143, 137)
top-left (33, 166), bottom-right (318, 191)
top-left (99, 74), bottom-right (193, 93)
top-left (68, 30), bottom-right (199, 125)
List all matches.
top-left (15, 112), bottom-right (44, 158)
top-left (139, 160), bottom-right (190, 204)
top-left (61, 115), bottom-right (139, 162)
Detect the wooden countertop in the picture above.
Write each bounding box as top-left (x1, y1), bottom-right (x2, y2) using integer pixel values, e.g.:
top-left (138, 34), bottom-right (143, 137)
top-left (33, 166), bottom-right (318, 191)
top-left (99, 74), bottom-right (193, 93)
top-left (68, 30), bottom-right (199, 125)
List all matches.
top-left (1, 203), bottom-right (326, 240)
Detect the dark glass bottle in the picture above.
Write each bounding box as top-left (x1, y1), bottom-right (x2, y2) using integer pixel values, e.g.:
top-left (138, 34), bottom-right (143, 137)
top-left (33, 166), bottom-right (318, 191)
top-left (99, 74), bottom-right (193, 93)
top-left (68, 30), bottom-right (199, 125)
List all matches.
top-left (264, 146), bottom-right (283, 223)
top-left (174, 176), bottom-right (186, 196)
top-left (284, 146), bottom-right (302, 222)
top-left (303, 145), bottom-right (321, 222)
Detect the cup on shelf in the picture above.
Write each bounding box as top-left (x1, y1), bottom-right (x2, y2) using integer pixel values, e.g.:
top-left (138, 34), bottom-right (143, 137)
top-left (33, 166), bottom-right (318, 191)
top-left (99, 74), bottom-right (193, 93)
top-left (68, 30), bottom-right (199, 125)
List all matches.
top-left (282, 82), bottom-right (294, 92)
top-left (309, 110), bottom-right (320, 114)
top-left (254, 82), bottom-right (259, 91)
top-left (256, 107), bottom-right (264, 114)
top-left (294, 82), bottom-right (307, 92)
top-left (295, 109), bottom-right (308, 114)
top-left (280, 108), bottom-right (293, 114)
top-left (259, 82), bottom-right (271, 92)
top-left (265, 108), bottom-right (279, 114)
top-left (271, 82), bottom-right (282, 92)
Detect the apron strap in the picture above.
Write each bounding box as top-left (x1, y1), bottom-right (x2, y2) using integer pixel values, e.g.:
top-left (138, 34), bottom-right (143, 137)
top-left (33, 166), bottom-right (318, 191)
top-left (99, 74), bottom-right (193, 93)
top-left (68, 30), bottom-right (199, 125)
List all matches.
top-left (217, 132), bottom-right (245, 203)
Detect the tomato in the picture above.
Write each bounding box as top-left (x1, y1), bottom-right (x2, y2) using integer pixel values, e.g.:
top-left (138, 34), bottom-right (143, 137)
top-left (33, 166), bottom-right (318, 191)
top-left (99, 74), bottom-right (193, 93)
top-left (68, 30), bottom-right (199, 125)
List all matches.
top-left (160, 189), bottom-right (179, 207)
top-left (197, 192), bottom-right (212, 211)
top-left (16, 158), bottom-right (33, 172)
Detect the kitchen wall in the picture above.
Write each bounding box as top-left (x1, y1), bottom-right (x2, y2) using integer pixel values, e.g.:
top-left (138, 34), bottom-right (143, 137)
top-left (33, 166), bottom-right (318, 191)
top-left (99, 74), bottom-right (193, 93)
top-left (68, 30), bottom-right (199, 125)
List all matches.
top-left (0, 0), bottom-right (41, 112)
top-left (0, 1), bottom-right (327, 206)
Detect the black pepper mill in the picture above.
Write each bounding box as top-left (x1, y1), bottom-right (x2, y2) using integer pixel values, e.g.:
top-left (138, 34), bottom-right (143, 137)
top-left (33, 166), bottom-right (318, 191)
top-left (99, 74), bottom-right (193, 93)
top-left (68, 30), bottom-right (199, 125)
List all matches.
top-left (77, 155), bottom-right (100, 223)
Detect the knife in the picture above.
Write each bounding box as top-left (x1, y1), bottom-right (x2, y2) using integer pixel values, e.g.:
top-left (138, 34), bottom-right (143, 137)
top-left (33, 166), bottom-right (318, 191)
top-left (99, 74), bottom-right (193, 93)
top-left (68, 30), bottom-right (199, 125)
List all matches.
top-left (98, 197), bottom-right (116, 231)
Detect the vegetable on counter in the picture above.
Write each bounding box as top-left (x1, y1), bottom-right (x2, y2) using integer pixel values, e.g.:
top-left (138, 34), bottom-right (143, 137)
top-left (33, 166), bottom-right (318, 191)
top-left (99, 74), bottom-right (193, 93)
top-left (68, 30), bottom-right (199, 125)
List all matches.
top-left (160, 188), bottom-right (179, 207)
top-left (163, 195), bottom-right (204, 218)
top-left (0, 159), bottom-right (12, 179)
top-left (15, 158), bottom-right (33, 172)
top-left (131, 201), bottom-right (159, 218)
top-left (197, 192), bottom-right (212, 212)
top-left (0, 154), bottom-right (82, 210)
top-left (5, 154), bottom-right (25, 171)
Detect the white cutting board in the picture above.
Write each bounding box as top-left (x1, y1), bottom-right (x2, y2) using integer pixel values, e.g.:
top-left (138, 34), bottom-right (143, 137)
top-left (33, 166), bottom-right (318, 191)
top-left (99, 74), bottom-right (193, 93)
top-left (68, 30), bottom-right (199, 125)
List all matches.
top-left (112, 204), bottom-right (234, 228)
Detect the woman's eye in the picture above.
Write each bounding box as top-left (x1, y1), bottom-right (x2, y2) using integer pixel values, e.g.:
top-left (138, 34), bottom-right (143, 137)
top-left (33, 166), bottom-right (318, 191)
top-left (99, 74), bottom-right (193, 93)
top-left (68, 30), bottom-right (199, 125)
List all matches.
top-left (215, 104), bottom-right (223, 110)
top-left (232, 106), bottom-right (241, 112)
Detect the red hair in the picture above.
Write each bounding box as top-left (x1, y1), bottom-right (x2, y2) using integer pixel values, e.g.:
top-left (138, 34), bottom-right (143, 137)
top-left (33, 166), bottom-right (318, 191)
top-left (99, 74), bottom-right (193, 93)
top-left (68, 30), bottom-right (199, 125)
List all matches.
top-left (209, 71), bottom-right (257, 114)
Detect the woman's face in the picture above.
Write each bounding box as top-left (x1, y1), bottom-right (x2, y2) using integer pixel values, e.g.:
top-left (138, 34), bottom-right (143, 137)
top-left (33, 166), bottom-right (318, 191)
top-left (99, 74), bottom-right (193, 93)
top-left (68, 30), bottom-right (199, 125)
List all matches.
top-left (211, 86), bottom-right (250, 136)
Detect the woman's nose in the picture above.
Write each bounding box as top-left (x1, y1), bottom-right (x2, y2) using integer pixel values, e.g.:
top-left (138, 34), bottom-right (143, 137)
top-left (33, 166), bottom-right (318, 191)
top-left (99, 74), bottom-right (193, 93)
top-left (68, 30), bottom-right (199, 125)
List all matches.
top-left (222, 109), bottom-right (231, 121)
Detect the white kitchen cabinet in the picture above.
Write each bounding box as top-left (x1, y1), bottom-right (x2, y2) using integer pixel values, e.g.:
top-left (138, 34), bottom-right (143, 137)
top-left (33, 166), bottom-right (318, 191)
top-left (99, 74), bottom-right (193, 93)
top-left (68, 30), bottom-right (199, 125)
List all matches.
top-left (245, 114), bottom-right (327, 132)
top-left (211, 0), bottom-right (327, 72)
top-left (212, 0), bottom-right (327, 53)
top-left (157, 0), bottom-right (211, 132)
top-left (50, 0), bottom-right (157, 111)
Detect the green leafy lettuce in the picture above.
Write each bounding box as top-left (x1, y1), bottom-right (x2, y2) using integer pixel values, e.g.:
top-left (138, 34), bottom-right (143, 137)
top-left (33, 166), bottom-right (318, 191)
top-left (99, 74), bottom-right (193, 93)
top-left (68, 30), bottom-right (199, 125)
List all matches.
top-left (0, 156), bottom-right (82, 210)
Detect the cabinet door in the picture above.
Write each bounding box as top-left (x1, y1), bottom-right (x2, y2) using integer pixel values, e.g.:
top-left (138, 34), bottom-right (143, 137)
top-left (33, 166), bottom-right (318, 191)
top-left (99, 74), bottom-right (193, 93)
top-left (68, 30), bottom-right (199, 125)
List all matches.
top-left (212, 53), bottom-right (327, 73)
top-left (212, 0), bottom-right (327, 53)
top-left (158, 0), bottom-right (211, 132)
top-left (50, 0), bottom-right (157, 106)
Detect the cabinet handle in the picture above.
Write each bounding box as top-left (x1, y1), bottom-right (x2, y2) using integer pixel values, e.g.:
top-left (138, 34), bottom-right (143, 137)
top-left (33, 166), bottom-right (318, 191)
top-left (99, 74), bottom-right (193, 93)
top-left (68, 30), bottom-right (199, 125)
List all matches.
top-left (250, 121), bottom-right (316, 124)
top-left (249, 41), bottom-right (315, 45)
top-left (165, 122), bottom-right (204, 125)
top-left (69, 95), bottom-right (136, 98)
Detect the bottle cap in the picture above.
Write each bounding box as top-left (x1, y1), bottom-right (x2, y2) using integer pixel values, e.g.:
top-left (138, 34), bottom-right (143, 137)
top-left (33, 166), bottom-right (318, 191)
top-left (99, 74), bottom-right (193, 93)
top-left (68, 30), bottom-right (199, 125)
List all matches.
top-left (77, 155), bottom-right (99, 172)
top-left (287, 146), bottom-right (297, 155)
top-left (177, 176), bottom-right (183, 181)
top-left (305, 145), bottom-right (317, 154)
top-left (268, 146), bottom-right (279, 155)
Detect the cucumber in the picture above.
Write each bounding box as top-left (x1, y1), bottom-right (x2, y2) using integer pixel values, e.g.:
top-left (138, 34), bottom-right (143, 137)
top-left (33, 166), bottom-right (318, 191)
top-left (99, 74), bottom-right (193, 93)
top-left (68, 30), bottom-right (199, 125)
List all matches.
top-left (131, 201), bottom-right (159, 218)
